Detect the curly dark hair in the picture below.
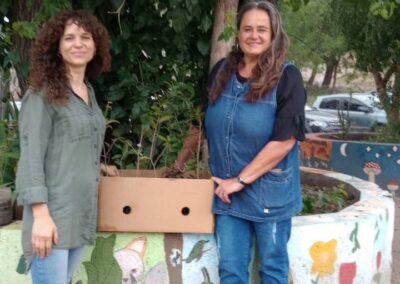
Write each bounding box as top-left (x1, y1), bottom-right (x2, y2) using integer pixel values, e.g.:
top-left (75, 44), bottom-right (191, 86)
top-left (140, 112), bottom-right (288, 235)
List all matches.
top-left (210, 1), bottom-right (289, 103)
top-left (28, 10), bottom-right (111, 102)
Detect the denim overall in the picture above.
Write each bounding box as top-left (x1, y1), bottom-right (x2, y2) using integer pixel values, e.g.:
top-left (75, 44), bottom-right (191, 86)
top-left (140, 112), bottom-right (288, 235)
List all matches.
top-left (205, 63), bottom-right (302, 283)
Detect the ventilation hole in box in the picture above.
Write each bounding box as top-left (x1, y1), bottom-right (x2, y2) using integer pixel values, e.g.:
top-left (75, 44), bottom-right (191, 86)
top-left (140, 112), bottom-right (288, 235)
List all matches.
top-left (181, 207), bottom-right (190, 216)
top-left (123, 206), bottom-right (132, 214)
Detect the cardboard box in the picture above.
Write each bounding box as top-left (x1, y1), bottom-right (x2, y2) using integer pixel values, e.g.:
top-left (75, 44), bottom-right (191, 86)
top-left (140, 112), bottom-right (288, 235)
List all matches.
top-left (97, 170), bottom-right (215, 233)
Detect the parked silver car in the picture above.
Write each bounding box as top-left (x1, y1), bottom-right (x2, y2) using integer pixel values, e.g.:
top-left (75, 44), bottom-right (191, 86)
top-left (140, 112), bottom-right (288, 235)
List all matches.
top-left (304, 104), bottom-right (342, 133)
top-left (312, 92), bottom-right (387, 130)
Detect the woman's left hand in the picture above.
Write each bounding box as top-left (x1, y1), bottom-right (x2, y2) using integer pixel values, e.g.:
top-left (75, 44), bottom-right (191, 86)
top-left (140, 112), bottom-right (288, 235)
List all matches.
top-left (100, 164), bottom-right (120, 176)
top-left (211, 177), bottom-right (244, 204)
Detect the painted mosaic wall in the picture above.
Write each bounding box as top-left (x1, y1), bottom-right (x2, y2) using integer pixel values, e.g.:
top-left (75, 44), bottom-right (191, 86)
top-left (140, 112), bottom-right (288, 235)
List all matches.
top-left (0, 226), bottom-right (219, 284)
top-left (289, 171), bottom-right (394, 283)
top-left (300, 133), bottom-right (400, 193)
top-left (0, 170), bottom-right (394, 283)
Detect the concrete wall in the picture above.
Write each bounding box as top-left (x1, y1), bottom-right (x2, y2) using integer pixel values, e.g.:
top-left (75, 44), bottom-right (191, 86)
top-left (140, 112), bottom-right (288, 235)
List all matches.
top-left (0, 169), bottom-right (394, 284)
top-left (291, 169), bottom-right (393, 284)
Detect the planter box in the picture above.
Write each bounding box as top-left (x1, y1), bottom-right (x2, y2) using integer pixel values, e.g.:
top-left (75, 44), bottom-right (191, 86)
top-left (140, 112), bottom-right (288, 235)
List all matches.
top-left (97, 170), bottom-right (215, 233)
top-left (291, 168), bottom-right (394, 283)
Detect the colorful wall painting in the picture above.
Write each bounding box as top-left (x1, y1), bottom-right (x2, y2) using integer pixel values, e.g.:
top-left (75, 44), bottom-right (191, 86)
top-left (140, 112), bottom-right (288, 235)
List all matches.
top-left (300, 133), bottom-right (400, 195)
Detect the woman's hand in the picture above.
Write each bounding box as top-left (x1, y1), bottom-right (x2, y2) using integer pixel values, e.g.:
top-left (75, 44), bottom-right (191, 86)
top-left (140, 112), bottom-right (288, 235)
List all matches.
top-left (101, 164), bottom-right (119, 176)
top-left (161, 161), bottom-right (185, 178)
top-left (212, 177), bottom-right (245, 203)
top-left (31, 203), bottom-right (58, 258)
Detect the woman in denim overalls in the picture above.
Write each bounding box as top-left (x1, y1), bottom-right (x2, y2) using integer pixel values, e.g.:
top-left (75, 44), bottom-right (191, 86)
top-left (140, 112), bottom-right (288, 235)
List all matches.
top-left (205, 2), bottom-right (306, 283)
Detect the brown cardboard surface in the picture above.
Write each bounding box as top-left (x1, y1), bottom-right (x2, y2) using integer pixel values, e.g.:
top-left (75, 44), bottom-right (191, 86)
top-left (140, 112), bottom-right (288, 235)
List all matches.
top-left (97, 170), bottom-right (215, 233)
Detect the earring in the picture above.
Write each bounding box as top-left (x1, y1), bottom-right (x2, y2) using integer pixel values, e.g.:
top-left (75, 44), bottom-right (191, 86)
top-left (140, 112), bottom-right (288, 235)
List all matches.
top-left (235, 40), bottom-right (240, 51)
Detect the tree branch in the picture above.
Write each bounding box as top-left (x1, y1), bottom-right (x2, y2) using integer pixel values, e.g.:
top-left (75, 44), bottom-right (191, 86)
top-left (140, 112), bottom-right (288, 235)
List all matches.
top-left (383, 63), bottom-right (397, 85)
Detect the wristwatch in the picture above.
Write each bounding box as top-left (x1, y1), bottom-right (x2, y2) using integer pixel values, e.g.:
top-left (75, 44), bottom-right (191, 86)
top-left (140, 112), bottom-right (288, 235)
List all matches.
top-left (237, 176), bottom-right (250, 186)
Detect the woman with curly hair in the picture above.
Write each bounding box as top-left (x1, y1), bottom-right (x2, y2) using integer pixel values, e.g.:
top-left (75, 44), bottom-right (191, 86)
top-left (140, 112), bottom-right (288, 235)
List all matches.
top-left (205, 1), bottom-right (306, 283)
top-left (15, 10), bottom-right (117, 283)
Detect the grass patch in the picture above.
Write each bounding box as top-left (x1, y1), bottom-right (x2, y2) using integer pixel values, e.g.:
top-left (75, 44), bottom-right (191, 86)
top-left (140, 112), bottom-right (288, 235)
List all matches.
top-left (368, 125), bottom-right (400, 144)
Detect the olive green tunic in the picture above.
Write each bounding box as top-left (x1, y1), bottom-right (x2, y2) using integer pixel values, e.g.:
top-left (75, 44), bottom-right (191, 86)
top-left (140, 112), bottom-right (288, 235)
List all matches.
top-left (15, 85), bottom-right (106, 267)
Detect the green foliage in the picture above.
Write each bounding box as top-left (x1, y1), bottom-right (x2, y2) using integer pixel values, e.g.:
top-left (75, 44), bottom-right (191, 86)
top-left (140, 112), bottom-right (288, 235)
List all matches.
top-left (0, 69), bottom-right (19, 189)
top-left (77, 0), bottom-right (213, 168)
top-left (0, 0), bottom-right (11, 17)
top-left (83, 234), bottom-right (122, 284)
top-left (0, 0), bottom-right (71, 67)
top-left (301, 183), bottom-right (352, 215)
top-left (283, 0), bottom-right (347, 69)
top-left (337, 108), bottom-right (352, 140)
top-left (332, 1), bottom-right (400, 72)
top-left (0, 119), bottom-right (19, 188)
top-left (106, 80), bottom-right (201, 170)
top-left (218, 11), bottom-right (237, 42)
top-left (1, 0), bottom-right (214, 170)
top-left (11, 21), bottom-right (37, 39)
top-left (284, 0), bottom-right (311, 11)
top-left (368, 125), bottom-right (400, 143)
top-left (369, 0), bottom-right (398, 19)
top-left (332, 0), bottom-right (400, 129)
top-left (285, 0), bottom-right (399, 18)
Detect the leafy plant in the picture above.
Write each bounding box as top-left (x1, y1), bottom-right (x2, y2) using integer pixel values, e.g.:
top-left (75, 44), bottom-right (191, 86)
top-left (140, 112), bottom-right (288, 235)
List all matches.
top-left (0, 68), bottom-right (19, 189)
top-left (218, 11), bottom-right (237, 42)
top-left (301, 183), bottom-right (353, 215)
top-left (367, 125), bottom-right (400, 143)
top-left (337, 93), bottom-right (352, 139)
top-left (284, 0), bottom-right (400, 19)
top-left (104, 79), bottom-right (204, 173)
top-left (77, 0), bottom-right (214, 169)
top-left (0, 119), bottom-right (19, 188)
top-left (332, 0), bottom-right (400, 130)
top-left (1, 0), bottom-right (214, 173)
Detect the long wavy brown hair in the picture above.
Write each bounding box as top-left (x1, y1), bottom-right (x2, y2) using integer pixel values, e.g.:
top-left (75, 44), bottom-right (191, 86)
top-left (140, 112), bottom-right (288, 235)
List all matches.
top-left (28, 10), bottom-right (111, 102)
top-left (210, 1), bottom-right (289, 103)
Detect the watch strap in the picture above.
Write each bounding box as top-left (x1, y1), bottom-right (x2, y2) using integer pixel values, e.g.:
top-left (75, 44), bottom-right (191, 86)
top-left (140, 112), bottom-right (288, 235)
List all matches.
top-left (237, 176), bottom-right (250, 186)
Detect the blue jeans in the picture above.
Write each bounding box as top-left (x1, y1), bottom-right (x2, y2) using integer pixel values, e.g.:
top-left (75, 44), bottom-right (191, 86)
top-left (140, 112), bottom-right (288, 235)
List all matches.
top-left (31, 247), bottom-right (86, 284)
top-left (216, 215), bottom-right (292, 284)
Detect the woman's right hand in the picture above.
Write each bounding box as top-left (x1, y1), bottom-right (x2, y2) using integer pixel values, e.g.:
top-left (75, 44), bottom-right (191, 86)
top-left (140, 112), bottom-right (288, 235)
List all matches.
top-left (100, 164), bottom-right (120, 177)
top-left (31, 203), bottom-right (59, 258)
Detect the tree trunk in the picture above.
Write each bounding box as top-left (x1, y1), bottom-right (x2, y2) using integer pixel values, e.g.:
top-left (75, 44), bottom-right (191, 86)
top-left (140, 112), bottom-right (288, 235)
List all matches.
top-left (307, 64), bottom-right (318, 86)
top-left (209, 0), bottom-right (239, 71)
top-left (322, 57), bottom-right (339, 87)
top-left (389, 67), bottom-right (400, 129)
top-left (332, 60), bottom-right (339, 90)
top-left (11, 0), bottom-right (42, 97)
top-left (0, 71), bottom-right (5, 117)
top-left (371, 66), bottom-right (398, 129)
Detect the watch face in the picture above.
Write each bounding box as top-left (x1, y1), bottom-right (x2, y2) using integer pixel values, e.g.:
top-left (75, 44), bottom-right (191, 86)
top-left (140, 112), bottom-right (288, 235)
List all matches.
top-left (238, 176), bottom-right (249, 186)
